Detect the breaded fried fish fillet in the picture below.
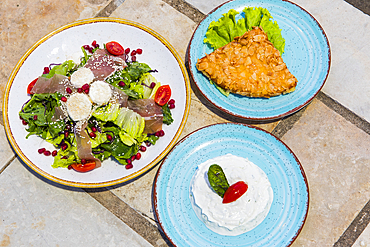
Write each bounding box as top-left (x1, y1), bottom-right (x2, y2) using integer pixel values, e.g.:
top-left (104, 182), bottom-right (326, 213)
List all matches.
top-left (196, 27), bottom-right (297, 98)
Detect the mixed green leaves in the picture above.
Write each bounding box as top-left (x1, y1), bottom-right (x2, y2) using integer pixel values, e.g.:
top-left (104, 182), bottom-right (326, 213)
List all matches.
top-left (106, 62), bottom-right (153, 99)
top-left (207, 164), bottom-right (230, 198)
top-left (204, 7), bottom-right (285, 54)
top-left (19, 93), bottom-right (65, 139)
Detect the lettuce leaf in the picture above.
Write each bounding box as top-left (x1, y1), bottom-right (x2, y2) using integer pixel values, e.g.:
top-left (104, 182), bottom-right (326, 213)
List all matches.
top-left (204, 7), bottom-right (285, 54)
top-left (114, 108), bottom-right (145, 146)
top-left (42, 60), bottom-right (75, 79)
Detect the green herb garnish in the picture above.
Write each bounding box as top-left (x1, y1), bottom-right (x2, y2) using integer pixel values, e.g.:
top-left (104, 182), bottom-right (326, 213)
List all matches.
top-left (207, 164), bottom-right (230, 198)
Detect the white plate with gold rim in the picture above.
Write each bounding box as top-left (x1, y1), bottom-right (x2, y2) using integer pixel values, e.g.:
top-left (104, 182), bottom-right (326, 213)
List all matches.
top-left (3, 18), bottom-right (191, 188)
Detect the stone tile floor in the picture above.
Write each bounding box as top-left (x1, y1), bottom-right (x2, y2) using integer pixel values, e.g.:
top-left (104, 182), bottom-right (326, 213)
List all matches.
top-left (1, 0), bottom-right (370, 246)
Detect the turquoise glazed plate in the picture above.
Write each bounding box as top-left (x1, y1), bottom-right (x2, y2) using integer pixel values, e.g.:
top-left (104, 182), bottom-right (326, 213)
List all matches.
top-left (154, 123), bottom-right (309, 246)
top-left (187, 0), bottom-right (330, 120)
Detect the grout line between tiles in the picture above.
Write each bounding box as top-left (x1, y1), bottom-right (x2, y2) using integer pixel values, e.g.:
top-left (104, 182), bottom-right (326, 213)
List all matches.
top-left (94, 0), bottom-right (126, 17)
top-left (0, 156), bottom-right (16, 175)
top-left (334, 199), bottom-right (370, 247)
top-left (316, 91), bottom-right (370, 135)
top-left (161, 0), bottom-right (205, 23)
top-left (85, 188), bottom-right (174, 247)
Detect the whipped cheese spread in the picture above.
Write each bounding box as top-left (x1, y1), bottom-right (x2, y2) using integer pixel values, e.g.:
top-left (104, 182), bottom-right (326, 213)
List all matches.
top-left (190, 154), bottom-right (273, 236)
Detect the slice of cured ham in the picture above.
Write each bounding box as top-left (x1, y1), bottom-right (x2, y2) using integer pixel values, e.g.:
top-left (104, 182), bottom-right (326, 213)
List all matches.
top-left (127, 99), bottom-right (163, 134)
top-left (74, 122), bottom-right (102, 168)
top-left (30, 74), bottom-right (72, 94)
top-left (84, 49), bottom-right (127, 80)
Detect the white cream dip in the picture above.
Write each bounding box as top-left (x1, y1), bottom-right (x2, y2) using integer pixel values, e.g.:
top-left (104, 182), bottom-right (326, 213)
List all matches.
top-left (190, 154), bottom-right (273, 236)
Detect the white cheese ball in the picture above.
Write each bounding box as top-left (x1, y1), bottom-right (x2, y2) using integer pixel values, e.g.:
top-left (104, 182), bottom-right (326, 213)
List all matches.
top-left (66, 93), bottom-right (92, 121)
top-left (89, 80), bottom-right (112, 105)
top-left (70, 67), bottom-right (94, 88)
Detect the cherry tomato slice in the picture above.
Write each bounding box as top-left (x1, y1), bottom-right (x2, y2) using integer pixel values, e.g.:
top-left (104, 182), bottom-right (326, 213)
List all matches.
top-left (106, 41), bottom-right (124, 56)
top-left (222, 181), bottom-right (248, 204)
top-left (70, 161), bottom-right (96, 173)
top-left (27, 78), bottom-right (38, 94)
top-left (154, 85), bottom-right (171, 106)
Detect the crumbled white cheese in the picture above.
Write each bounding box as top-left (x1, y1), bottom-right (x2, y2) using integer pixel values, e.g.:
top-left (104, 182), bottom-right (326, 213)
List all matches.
top-left (66, 93), bottom-right (92, 121)
top-left (89, 80), bottom-right (112, 105)
top-left (70, 67), bottom-right (94, 88)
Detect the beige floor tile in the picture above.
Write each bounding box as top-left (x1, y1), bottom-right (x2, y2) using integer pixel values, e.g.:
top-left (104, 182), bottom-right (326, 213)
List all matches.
top-left (0, 0), bottom-right (110, 113)
top-left (281, 99), bottom-right (370, 246)
top-left (0, 158), bottom-right (152, 247)
top-left (111, 0), bottom-right (197, 61)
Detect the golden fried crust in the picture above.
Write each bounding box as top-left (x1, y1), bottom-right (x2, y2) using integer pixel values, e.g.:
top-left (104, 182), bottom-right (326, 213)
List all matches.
top-left (196, 27), bottom-right (297, 98)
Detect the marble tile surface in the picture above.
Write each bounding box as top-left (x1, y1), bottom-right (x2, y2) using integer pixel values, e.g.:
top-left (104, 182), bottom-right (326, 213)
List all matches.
top-left (2, 0), bottom-right (370, 246)
top-left (281, 98), bottom-right (370, 246)
top-left (0, 158), bottom-right (152, 247)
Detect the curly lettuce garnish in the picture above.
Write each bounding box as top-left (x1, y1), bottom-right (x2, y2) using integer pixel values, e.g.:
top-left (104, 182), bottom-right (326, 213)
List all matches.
top-left (204, 7), bottom-right (285, 54)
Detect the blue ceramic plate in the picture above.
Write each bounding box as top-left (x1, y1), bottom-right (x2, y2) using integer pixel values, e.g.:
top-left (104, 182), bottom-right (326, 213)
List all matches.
top-left (154, 123), bottom-right (309, 246)
top-left (187, 0), bottom-right (330, 120)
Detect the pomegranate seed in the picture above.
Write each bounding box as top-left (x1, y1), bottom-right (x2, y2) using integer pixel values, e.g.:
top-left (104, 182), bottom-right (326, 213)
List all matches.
top-left (22, 119), bottom-right (27, 125)
top-left (44, 150), bottom-right (51, 156)
top-left (61, 96), bottom-right (67, 102)
top-left (91, 126), bottom-right (97, 132)
top-left (52, 150), bottom-right (57, 157)
top-left (84, 88), bottom-right (89, 94)
top-left (131, 50), bottom-right (136, 56)
top-left (95, 44), bottom-right (100, 48)
top-left (83, 45), bottom-right (90, 51)
top-left (156, 130), bottom-right (165, 137)
top-left (168, 99), bottom-right (175, 104)
top-left (126, 159), bottom-right (132, 164)
top-left (125, 164), bottom-right (133, 169)
top-left (139, 146), bottom-right (146, 152)
top-left (92, 40), bottom-right (97, 47)
top-left (118, 81), bottom-right (125, 87)
top-left (77, 88), bottom-right (83, 93)
top-left (68, 165), bottom-right (72, 170)
top-left (61, 144), bottom-right (68, 151)
top-left (62, 156), bottom-right (68, 159)
top-left (145, 141), bottom-right (151, 147)
top-left (169, 103), bottom-right (175, 109)
top-left (89, 132), bottom-right (96, 138)
top-left (131, 155), bottom-right (136, 161)
top-left (64, 131), bottom-right (69, 138)
top-left (33, 115), bottom-right (38, 120)
top-left (125, 48), bottom-right (130, 54)
top-left (38, 148), bottom-right (46, 154)
top-left (107, 134), bottom-right (113, 141)
top-left (136, 48), bottom-right (142, 55)
top-left (66, 87), bottom-right (72, 94)
top-left (131, 55), bottom-right (137, 62)
top-left (82, 84), bottom-right (89, 90)
top-left (43, 67), bottom-right (50, 74)
top-left (135, 153), bottom-right (141, 160)
top-left (150, 82), bottom-right (156, 89)
top-left (81, 159), bottom-right (86, 164)
top-left (65, 125), bottom-right (71, 131)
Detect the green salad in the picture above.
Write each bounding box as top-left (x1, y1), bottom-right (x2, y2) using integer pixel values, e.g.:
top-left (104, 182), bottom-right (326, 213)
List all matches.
top-left (19, 41), bottom-right (175, 172)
